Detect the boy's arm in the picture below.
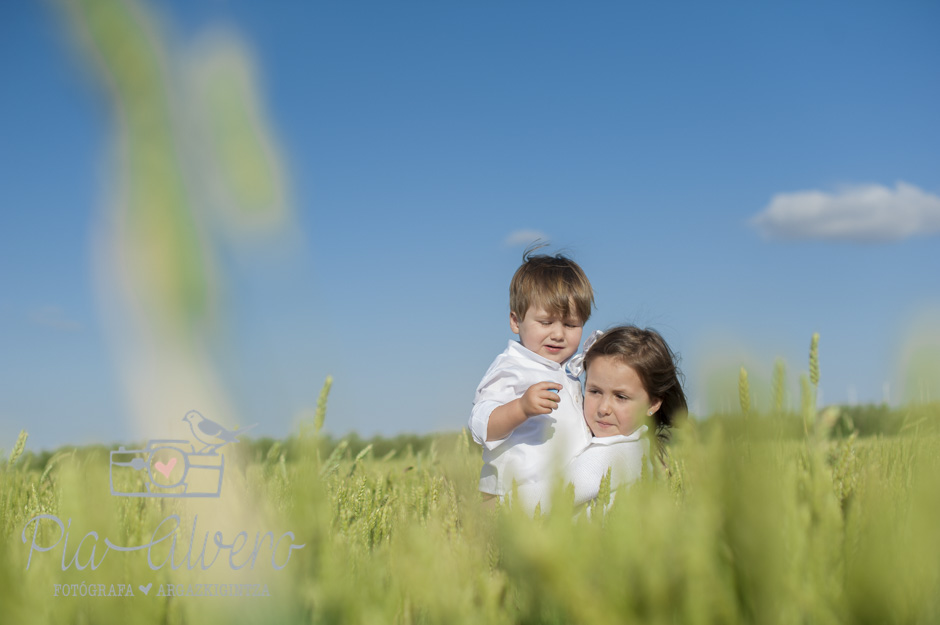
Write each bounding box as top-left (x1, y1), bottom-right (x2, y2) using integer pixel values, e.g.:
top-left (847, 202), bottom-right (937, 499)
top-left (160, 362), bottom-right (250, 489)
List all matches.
top-left (486, 382), bottom-right (562, 441)
top-left (485, 399), bottom-right (527, 442)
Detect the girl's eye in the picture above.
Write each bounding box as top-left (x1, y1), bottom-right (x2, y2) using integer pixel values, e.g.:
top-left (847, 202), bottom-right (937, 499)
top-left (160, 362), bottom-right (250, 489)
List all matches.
top-left (617, 395), bottom-right (629, 401)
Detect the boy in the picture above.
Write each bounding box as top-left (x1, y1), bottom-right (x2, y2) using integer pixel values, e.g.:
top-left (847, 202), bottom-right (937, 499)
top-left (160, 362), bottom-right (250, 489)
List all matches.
top-left (468, 249), bottom-right (595, 509)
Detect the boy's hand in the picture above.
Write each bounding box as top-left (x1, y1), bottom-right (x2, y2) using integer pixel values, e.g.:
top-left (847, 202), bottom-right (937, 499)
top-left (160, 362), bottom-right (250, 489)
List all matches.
top-left (521, 382), bottom-right (563, 418)
top-left (484, 382), bottom-right (563, 441)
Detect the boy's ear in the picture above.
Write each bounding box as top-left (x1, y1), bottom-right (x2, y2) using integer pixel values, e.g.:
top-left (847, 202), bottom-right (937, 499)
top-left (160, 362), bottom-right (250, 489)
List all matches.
top-left (509, 311), bottom-right (521, 335)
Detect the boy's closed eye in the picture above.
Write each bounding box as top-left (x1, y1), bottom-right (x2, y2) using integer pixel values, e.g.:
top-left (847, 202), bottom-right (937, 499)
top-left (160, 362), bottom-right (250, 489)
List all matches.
top-left (535, 317), bottom-right (581, 327)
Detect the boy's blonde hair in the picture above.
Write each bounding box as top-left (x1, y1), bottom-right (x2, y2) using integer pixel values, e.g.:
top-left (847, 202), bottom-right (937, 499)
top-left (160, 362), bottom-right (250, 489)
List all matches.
top-left (509, 247), bottom-right (594, 324)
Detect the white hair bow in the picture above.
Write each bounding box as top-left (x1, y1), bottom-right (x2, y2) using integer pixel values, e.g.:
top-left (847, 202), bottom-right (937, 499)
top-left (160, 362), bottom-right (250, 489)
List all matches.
top-left (566, 330), bottom-right (604, 377)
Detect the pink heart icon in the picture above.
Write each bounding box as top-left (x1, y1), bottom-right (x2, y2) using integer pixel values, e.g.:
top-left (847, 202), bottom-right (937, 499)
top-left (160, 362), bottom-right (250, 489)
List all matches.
top-left (154, 457), bottom-right (177, 479)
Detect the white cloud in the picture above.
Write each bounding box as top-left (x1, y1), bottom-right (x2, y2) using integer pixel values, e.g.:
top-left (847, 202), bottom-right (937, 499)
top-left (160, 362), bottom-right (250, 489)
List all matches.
top-left (751, 181), bottom-right (940, 242)
top-left (503, 229), bottom-right (549, 247)
top-left (29, 306), bottom-right (82, 332)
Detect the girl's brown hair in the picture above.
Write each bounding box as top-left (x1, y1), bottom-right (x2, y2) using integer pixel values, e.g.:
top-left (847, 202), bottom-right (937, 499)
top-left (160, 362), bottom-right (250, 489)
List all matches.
top-left (583, 325), bottom-right (688, 450)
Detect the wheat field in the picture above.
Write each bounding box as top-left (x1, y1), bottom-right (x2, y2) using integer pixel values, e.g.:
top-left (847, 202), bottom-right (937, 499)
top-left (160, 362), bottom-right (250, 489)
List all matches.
top-left (2, 376), bottom-right (940, 624)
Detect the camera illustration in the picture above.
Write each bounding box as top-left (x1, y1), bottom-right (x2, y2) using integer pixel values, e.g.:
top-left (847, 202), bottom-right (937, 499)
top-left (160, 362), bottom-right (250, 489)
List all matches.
top-left (110, 439), bottom-right (224, 498)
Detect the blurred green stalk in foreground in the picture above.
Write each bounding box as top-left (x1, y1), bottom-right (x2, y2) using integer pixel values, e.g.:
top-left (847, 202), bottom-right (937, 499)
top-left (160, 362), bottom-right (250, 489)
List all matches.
top-left (60, 0), bottom-right (291, 339)
top-left (54, 0), bottom-right (295, 438)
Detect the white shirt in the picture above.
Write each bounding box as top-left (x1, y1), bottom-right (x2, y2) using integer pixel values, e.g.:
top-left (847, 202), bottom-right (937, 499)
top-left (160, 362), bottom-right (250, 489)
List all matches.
top-left (565, 425), bottom-right (650, 506)
top-left (469, 340), bottom-right (592, 497)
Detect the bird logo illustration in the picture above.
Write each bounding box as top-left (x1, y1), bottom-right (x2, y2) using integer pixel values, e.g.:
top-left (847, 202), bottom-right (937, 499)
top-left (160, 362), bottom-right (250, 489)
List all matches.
top-left (183, 410), bottom-right (258, 455)
top-left (109, 410), bottom-right (255, 499)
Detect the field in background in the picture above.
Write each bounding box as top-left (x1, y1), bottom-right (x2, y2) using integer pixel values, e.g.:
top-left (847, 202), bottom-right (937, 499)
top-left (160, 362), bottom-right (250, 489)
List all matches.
top-left (2, 391), bottom-right (940, 624)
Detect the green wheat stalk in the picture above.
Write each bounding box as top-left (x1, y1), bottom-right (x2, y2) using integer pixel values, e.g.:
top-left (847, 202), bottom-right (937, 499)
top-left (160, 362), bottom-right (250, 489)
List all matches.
top-left (739, 367), bottom-right (752, 418)
top-left (6, 430), bottom-right (27, 470)
top-left (320, 438), bottom-right (348, 477)
top-left (809, 333), bottom-right (820, 389)
top-left (801, 373), bottom-right (814, 437)
top-left (592, 466), bottom-right (613, 516)
top-left (772, 358), bottom-right (786, 415)
top-left (314, 375), bottom-right (333, 436)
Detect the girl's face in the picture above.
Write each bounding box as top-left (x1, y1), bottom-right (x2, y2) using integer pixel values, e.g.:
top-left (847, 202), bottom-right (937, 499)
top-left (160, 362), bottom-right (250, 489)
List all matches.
top-left (584, 355), bottom-right (662, 437)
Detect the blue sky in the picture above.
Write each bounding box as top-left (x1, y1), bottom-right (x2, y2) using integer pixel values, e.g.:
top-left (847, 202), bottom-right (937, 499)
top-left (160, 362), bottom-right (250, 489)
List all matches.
top-left (2, 0), bottom-right (939, 452)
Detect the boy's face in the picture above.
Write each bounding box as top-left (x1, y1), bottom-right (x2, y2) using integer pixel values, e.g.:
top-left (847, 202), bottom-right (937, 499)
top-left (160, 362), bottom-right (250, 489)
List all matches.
top-left (510, 304), bottom-right (583, 364)
top-left (583, 355), bottom-right (662, 437)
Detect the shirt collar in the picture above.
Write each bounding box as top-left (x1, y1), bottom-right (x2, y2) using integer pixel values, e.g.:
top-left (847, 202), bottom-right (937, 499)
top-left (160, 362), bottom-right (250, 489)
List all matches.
top-left (590, 424), bottom-right (648, 445)
top-left (506, 340), bottom-right (565, 370)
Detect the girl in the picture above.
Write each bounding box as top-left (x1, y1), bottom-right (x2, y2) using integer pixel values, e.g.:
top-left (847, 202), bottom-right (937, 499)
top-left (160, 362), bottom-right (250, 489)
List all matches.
top-left (565, 325), bottom-right (687, 506)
